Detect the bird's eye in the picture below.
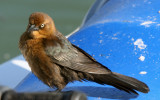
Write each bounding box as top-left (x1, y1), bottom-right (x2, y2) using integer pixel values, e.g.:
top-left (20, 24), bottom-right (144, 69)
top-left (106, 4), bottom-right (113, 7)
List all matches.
top-left (40, 24), bottom-right (45, 28)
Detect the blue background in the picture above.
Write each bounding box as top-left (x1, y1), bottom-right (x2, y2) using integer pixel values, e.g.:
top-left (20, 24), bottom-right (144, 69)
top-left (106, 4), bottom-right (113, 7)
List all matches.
top-left (15, 0), bottom-right (160, 99)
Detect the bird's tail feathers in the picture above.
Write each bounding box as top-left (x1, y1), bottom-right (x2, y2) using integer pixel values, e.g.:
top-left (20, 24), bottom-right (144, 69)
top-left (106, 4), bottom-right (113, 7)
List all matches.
top-left (90, 72), bottom-right (149, 94)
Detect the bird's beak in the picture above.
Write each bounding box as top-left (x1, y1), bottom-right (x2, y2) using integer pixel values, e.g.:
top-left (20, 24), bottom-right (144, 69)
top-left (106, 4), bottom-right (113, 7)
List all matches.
top-left (28, 25), bottom-right (39, 33)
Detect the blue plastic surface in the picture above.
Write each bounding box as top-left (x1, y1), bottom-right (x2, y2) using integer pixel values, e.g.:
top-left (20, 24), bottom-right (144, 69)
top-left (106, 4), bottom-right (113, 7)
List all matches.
top-left (15, 0), bottom-right (160, 99)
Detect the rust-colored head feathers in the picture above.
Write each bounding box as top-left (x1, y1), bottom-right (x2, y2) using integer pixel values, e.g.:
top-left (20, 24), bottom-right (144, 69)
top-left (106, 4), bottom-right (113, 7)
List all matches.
top-left (27, 12), bottom-right (56, 39)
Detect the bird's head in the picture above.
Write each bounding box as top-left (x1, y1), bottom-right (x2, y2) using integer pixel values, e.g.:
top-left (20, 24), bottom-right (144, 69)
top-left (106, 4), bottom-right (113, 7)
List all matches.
top-left (27, 12), bottom-right (56, 39)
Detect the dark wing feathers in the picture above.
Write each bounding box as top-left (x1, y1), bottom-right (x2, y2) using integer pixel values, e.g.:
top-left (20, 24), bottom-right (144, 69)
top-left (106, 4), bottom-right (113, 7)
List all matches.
top-left (72, 44), bottom-right (111, 71)
top-left (45, 36), bottom-right (110, 74)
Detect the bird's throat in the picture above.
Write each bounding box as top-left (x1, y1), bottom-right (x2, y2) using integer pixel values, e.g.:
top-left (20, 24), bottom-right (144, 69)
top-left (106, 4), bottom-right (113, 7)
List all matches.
top-left (30, 31), bottom-right (46, 39)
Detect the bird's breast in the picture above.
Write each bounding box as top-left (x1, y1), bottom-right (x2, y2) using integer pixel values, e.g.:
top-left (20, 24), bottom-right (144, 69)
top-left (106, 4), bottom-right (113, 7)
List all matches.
top-left (20, 39), bottom-right (46, 66)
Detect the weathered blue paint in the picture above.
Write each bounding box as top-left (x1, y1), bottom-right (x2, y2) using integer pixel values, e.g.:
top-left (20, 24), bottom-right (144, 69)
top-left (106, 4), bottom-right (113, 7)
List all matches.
top-left (15, 0), bottom-right (160, 99)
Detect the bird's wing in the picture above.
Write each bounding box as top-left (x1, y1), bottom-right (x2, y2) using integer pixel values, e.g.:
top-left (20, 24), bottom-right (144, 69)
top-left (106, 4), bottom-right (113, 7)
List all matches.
top-left (45, 38), bottom-right (111, 74)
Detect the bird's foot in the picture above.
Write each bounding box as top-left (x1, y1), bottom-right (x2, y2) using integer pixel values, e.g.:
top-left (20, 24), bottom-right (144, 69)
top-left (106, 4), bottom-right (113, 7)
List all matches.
top-left (55, 89), bottom-right (62, 93)
top-left (48, 89), bottom-right (62, 94)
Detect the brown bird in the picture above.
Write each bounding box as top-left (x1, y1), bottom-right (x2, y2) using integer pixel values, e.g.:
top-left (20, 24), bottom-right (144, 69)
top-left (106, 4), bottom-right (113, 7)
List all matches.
top-left (19, 12), bottom-right (149, 94)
